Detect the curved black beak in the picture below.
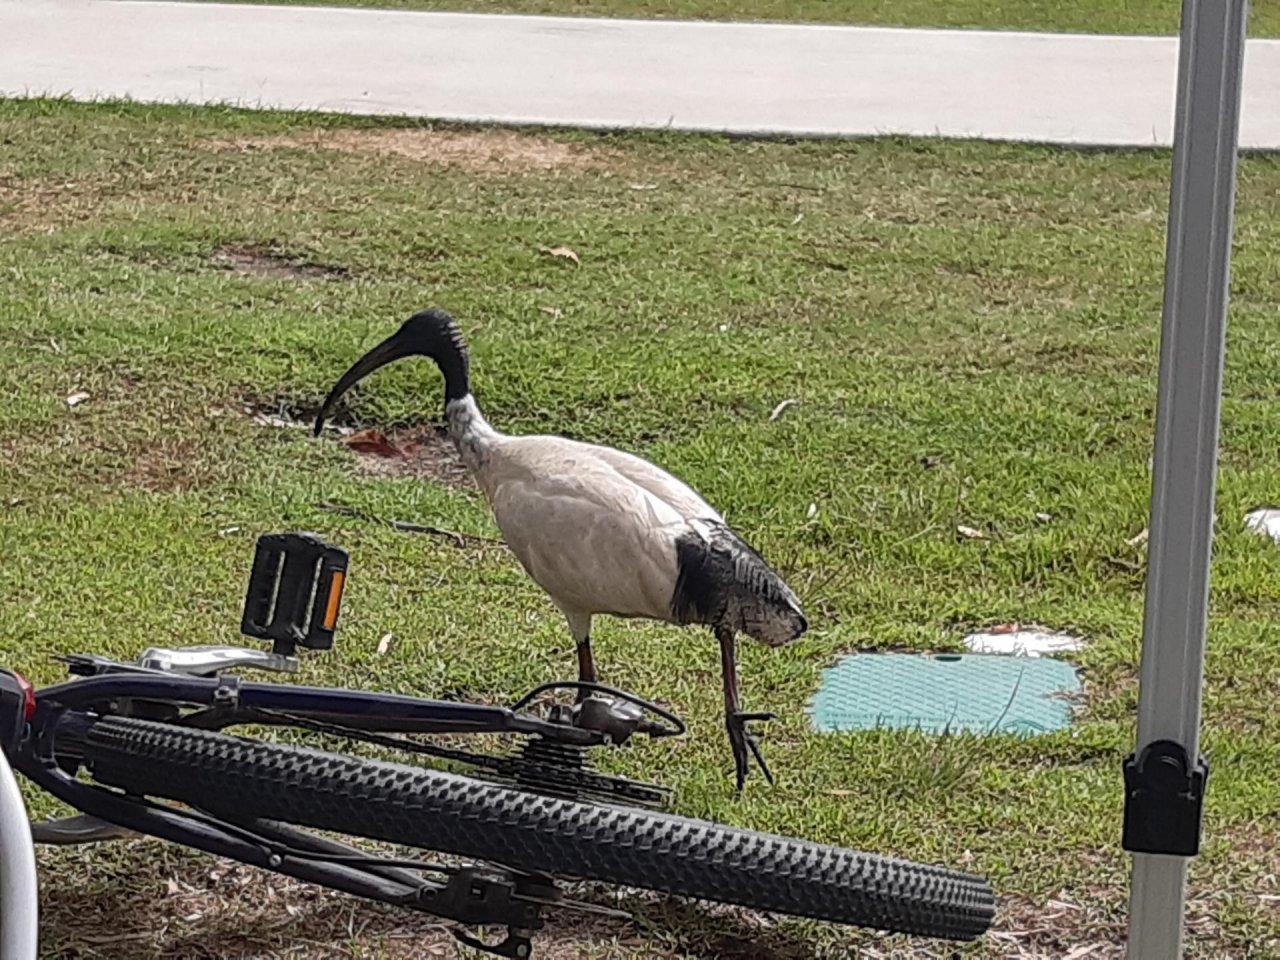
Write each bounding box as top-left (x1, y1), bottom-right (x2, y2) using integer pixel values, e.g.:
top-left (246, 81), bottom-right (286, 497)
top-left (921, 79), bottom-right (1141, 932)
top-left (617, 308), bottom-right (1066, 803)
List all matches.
top-left (313, 330), bottom-right (417, 437)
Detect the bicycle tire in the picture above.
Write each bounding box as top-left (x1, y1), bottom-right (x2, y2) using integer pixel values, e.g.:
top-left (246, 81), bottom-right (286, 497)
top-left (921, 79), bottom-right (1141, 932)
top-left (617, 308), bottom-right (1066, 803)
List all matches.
top-left (82, 716), bottom-right (996, 940)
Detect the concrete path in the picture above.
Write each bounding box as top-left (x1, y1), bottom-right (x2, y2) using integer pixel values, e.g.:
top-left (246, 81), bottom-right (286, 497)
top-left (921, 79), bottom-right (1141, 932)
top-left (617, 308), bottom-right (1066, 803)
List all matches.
top-left (3, 0), bottom-right (1279, 149)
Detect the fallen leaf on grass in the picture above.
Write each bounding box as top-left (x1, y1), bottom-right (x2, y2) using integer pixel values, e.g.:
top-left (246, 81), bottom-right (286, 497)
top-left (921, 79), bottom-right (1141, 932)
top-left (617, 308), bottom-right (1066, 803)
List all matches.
top-left (989, 622), bottom-right (1019, 634)
top-left (540, 246), bottom-right (580, 266)
top-left (768, 398), bottom-right (799, 421)
top-left (1127, 528), bottom-right (1150, 547)
top-left (376, 632), bottom-right (394, 656)
top-left (343, 428), bottom-right (402, 458)
top-left (957, 525), bottom-right (988, 540)
top-left (539, 306), bottom-right (563, 318)
top-left (65, 391), bottom-right (90, 408)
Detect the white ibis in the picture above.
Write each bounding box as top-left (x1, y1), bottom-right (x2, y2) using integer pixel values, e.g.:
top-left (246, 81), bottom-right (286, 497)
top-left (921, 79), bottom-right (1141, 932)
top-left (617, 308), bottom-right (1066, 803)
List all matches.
top-left (314, 308), bottom-right (807, 789)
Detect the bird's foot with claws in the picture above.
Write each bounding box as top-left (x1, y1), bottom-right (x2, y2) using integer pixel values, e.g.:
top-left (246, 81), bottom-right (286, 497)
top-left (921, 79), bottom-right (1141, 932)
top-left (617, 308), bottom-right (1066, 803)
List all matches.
top-left (726, 710), bottom-right (777, 791)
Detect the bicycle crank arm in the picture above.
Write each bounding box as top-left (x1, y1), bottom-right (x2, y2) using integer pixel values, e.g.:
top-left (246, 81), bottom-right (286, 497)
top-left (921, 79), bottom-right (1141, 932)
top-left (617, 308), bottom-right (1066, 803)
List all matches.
top-left (137, 645), bottom-right (299, 677)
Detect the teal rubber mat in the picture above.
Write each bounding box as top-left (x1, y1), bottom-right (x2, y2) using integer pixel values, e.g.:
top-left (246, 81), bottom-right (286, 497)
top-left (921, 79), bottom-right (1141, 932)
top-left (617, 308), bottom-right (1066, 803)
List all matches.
top-left (808, 653), bottom-right (1081, 736)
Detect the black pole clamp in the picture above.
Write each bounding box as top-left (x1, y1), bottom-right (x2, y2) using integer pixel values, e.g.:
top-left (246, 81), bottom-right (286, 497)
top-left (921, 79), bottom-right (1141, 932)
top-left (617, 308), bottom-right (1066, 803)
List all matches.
top-left (1122, 739), bottom-right (1209, 856)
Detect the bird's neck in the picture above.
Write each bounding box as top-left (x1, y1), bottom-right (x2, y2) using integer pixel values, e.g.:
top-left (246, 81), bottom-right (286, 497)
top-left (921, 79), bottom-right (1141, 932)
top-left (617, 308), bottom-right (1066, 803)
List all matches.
top-left (446, 394), bottom-right (500, 471)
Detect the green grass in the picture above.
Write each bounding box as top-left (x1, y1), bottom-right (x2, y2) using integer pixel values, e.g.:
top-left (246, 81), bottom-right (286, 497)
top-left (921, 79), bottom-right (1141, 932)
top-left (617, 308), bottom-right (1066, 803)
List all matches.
top-left (3, 98), bottom-right (1279, 957)
top-left (222, 0), bottom-right (1280, 37)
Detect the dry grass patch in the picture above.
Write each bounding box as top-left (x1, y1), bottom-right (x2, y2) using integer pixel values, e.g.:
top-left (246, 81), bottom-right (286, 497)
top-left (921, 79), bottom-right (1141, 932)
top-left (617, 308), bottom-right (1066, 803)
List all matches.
top-left (0, 174), bottom-right (108, 233)
top-left (35, 842), bottom-right (798, 960)
top-left (205, 128), bottom-right (609, 175)
top-left (39, 845), bottom-right (456, 959)
top-left (0, 376), bottom-right (235, 497)
top-left (52, 842), bottom-right (1255, 960)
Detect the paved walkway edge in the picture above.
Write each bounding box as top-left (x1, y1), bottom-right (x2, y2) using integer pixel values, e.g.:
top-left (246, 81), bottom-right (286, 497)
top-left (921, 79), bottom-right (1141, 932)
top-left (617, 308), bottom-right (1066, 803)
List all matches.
top-left (3, 0), bottom-right (1279, 149)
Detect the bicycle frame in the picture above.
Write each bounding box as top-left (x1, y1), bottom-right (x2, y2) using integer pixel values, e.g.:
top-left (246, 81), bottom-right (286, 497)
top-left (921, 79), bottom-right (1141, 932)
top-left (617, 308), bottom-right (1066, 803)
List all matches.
top-left (0, 533), bottom-right (682, 958)
top-left (6, 665), bottom-right (622, 838)
top-left (0, 668), bottom-right (576, 958)
top-left (32, 670), bottom-right (565, 735)
top-left (0, 652), bottom-right (680, 957)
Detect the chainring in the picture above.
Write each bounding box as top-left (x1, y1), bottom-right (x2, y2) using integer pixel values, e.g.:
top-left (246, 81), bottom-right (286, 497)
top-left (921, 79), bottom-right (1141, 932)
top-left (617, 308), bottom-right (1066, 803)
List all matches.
top-left (488, 737), bottom-right (671, 809)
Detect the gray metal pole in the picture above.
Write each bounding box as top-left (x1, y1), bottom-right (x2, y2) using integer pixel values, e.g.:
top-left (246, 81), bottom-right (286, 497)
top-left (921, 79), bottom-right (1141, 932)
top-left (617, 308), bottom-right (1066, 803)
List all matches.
top-left (1125, 0), bottom-right (1248, 956)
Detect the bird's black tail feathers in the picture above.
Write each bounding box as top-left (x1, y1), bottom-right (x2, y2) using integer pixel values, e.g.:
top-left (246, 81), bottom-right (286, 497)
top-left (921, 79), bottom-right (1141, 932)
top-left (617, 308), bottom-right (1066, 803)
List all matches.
top-left (672, 520), bottom-right (807, 646)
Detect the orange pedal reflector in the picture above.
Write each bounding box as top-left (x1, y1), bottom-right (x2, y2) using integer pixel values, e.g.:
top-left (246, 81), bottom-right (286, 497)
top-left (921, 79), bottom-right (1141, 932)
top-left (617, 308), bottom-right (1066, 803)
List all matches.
top-left (322, 570), bottom-right (346, 630)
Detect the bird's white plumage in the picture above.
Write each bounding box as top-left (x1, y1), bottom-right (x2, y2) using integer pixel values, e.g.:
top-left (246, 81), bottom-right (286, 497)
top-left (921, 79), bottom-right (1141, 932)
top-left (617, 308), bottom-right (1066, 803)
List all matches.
top-left (486, 448), bottom-right (699, 618)
top-left (571, 442), bottom-right (723, 524)
top-left (446, 395), bottom-right (727, 624)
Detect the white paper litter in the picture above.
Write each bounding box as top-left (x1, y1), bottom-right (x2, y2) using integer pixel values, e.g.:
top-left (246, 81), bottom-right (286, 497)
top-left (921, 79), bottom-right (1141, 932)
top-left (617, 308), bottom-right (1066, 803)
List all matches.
top-left (1244, 507), bottom-right (1280, 544)
top-left (962, 629), bottom-right (1084, 657)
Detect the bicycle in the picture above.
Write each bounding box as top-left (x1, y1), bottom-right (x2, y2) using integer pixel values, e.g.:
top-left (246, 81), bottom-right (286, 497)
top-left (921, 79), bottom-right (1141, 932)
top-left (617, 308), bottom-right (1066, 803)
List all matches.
top-left (1, 531), bottom-right (997, 958)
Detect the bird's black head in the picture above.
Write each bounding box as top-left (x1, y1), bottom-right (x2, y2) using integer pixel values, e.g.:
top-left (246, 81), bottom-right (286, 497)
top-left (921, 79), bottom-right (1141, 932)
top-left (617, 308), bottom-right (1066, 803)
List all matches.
top-left (313, 308), bottom-right (471, 437)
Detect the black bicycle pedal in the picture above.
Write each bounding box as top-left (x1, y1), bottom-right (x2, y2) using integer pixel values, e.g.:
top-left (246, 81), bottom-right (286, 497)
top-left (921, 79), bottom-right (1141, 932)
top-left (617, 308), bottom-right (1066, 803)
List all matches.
top-left (241, 532), bottom-right (349, 656)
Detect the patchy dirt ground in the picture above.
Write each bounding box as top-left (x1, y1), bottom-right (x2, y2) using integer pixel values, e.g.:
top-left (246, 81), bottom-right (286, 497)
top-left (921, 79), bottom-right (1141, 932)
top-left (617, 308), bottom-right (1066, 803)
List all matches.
top-left (121, 434), bottom-right (207, 494)
top-left (248, 401), bottom-right (471, 490)
top-left (211, 243), bottom-right (349, 280)
top-left (35, 838), bottom-right (1272, 960)
top-left (340, 425), bottom-right (472, 488)
top-left (204, 128), bottom-right (609, 176)
top-left (37, 842), bottom-right (838, 960)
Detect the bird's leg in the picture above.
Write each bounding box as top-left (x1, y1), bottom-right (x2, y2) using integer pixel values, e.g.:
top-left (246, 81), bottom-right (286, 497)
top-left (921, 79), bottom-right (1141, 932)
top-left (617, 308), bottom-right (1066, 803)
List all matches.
top-left (576, 638), bottom-right (598, 688)
top-left (718, 626), bottom-right (777, 791)
top-left (566, 612), bottom-right (596, 704)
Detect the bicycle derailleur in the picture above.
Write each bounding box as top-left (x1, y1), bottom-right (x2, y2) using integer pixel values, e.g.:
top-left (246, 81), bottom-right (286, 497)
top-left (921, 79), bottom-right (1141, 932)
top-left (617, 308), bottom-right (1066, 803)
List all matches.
top-left (493, 680), bottom-right (686, 809)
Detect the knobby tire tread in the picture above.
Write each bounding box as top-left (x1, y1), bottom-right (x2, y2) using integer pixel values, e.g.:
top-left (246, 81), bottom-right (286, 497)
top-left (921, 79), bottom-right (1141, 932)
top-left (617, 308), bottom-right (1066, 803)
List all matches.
top-left (83, 717), bottom-right (995, 940)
